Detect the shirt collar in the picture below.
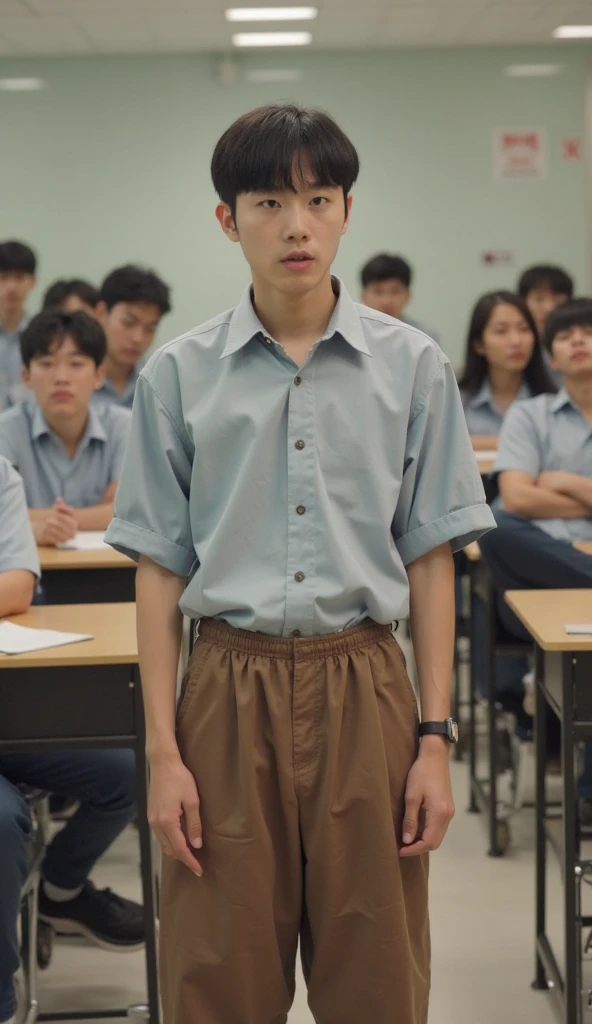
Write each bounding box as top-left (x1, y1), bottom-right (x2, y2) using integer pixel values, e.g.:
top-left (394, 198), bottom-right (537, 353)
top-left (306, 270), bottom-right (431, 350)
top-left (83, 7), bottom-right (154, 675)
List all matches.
top-left (31, 403), bottom-right (108, 444)
top-left (550, 387), bottom-right (574, 413)
top-left (0, 312), bottom-right (30, 341)
top-left (221, 277), bottom-right (372, 359)
top-left (98, 363), bottom-right (140, 398)
top-left (467, 378), bottom-right (531, 410)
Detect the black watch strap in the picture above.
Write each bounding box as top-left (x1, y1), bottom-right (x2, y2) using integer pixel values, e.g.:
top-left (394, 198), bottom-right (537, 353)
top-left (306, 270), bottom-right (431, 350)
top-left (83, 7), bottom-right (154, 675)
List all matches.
top-left (418, 718), bottom-right (459, 743)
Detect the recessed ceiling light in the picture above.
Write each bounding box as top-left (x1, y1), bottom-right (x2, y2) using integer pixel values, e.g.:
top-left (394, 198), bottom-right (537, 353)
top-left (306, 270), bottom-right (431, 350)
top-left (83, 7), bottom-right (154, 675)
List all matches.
top-left (226, 7), bottom-right (317, 21)
top-left (0, 77), bottom-right (46, 91)
top-left (505, 64), bottom-right (563, 77)
top-left (246, 68), bottom-right (303, 81)
top-left (232, 31), bottom-right (312, 45)
top-left (553, 25), bottom-right (592, 39)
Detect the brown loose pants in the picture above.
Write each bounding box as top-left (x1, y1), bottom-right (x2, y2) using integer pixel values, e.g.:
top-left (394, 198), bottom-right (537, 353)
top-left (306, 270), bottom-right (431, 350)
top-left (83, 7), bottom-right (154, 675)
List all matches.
top-left (160, 619), bottom-right (430, 1024)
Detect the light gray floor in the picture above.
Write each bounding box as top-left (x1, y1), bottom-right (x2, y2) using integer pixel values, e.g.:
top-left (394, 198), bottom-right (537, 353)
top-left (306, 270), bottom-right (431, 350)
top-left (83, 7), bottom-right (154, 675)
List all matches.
top-left (35, 755), bottom-right (562, 1024)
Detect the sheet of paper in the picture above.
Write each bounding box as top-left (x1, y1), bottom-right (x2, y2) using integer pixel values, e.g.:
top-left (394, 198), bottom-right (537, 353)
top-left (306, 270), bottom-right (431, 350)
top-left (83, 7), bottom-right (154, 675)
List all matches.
top-left (0, 622), bottom-right (93, 655)
top-left (564, 624), bottom-right (592, 635)
top-left (475, 450), bottom-right (498, 462)
top-left (58, 531), bottom-right (108, 551)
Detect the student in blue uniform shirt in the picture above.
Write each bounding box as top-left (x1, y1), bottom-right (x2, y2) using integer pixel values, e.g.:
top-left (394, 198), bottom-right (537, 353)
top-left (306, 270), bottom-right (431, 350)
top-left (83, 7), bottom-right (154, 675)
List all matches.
top-left (0, 310), bottom-right (130, 546)
top-left (458, 291), bottom-right (555, 450)
top-left (94, 264), bottom-right (171, 409)
top-left (481, 299), bottom-right (592, 803)
top-left (42, 278), bottom-right (101, 318)
top-left (0, 455), bottom-right (143, 1024)
top-left (517, 263), bottom-right (573, 339)
top-left (0, 241), bottom-right (37, 411)
top-left (360, 253), bottom-right (441, 344)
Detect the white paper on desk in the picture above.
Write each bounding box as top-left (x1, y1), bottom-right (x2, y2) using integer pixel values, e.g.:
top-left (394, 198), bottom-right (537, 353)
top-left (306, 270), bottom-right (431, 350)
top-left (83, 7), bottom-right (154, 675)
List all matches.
top-left (58, 531), bottom-right (108, 551)
top-left (475, 450), bottom-right (498, 462)
top-left (0, 622), bottom-right (93, 654)
top-left (564, 623), bottom-right (592, 635)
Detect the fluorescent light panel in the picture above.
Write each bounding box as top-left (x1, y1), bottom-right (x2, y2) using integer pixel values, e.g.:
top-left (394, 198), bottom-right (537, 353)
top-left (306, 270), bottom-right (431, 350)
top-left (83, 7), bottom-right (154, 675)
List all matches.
top-left (226, 7), bottom-right (317, 21)
top-left (0, 77), bottom-right (45, 91)
top-left (233, 31), bottom-right (312, 45)
top-left (505, 64), bottom-right (563, 77)
top-left (553, 25), bottom-right (592, 38)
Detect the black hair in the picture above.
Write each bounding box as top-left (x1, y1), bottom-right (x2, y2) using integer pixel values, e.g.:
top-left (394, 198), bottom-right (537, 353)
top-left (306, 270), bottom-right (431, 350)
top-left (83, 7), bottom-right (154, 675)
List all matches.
top-left (543, 298), bottom-right (592, 353)
top-left (20, 310), bottom-right (106, 369)
top-left (211, 104), bottom-right (359, 219)
top-left (0, 240), bottom-right (37, 276)
top-left (360, 254), bottom-right (412, 290)
top-left (517, 264), bottom-right (574, 300)
top-left (42, 278), bottom-right (100, 312)
top-left (100, 264), bottom-right (171, 315)
top-left (457, 291), bottom-right (555, 398)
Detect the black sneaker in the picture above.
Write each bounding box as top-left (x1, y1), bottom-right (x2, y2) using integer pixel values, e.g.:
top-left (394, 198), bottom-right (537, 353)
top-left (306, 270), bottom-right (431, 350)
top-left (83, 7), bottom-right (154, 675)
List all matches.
top-left (39, 881), bottom-right (145, 952)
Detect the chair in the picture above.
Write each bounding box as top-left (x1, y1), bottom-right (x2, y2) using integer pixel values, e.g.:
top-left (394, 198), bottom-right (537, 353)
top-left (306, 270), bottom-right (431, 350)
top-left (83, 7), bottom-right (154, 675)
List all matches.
top-left (18, 786), bottom-right (53, 1024)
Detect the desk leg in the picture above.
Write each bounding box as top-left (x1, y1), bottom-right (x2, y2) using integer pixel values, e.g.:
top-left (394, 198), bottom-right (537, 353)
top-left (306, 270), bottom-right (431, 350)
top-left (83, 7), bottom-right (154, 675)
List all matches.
top-left (468, 564), bottom-right (479, 814)
top-left (562, 653), bottom-right (581, 1024)
top-left (533, 644), bottom-right (548, 991)
top-left (485, 576), bottom-right (500, 856)
top-left (134, 669), bottom-right (161, 1024)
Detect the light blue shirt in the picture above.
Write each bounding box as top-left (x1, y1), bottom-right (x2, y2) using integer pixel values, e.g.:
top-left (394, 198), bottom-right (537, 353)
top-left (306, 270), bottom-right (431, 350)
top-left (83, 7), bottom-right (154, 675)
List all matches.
top-left (93, 364), bottom-right (141, 411)
top-left (461, 379), bottom-right (532, 436)
top-left (107, 280), bottom-right (494, 636)
top-left (0, 454), bottom-right (39, 577)
top-left (0, 313), bottom-right (30, 411)
top-left (0, 401), bottom-right (131, 509)
top-left (403, 314), bottom-right (441, 347)
top-left (494, 388), bottom-right (592, 541)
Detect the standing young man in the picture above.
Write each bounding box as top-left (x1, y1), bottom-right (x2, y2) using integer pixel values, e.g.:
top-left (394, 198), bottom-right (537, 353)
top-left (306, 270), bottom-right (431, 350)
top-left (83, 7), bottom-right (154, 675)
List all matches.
top-left (0, 241), bottom-right (37, 411)
top-left (107, 104), bottom-right (494, 1024)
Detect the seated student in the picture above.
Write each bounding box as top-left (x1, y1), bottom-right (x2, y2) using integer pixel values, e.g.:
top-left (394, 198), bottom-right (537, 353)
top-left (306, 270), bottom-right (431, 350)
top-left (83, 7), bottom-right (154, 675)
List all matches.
top-left (0, 454), bottom-right (143, 1024)
top-left (0, 310), bottom-right (131, 546)
top-left (360, 253), bottom-right (440, 343)
top-left (458, 290), bottom-right (555, 452)
top-left (480, 299), bottom-right (592, 790)
top-left (94, 264), bottom-right (171, 409)
top-left (517, 263), bottom-right (574, 338)
top-left (0, 241), bottom-right (37, 411)
top-left (42, 278), bottom-right (100, 318)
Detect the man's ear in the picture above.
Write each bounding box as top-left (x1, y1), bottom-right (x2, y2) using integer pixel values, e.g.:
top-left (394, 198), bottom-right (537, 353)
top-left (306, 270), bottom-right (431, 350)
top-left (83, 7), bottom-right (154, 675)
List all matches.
top-left (216, 203), bottom-right (240, 243)
top-left (21, 366), bottom-right (33, 390)
top-left (341, 194), bottom-right (354, 237)
top-left (93, 362), bottom-right (107, 391)
top-left (95, 300), bottom-right (109, 327)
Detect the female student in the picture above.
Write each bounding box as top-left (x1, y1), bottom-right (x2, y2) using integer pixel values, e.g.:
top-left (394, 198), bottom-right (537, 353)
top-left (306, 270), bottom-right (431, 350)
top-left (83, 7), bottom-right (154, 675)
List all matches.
top-left (458, 290), bottom-right (555, 450)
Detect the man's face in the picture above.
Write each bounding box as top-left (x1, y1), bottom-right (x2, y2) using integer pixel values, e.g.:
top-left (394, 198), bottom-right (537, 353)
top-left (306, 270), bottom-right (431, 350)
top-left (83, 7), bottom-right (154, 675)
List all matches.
top-left (361, 278), bottom-right (410, 320)
top-left (62, 294), bottom-right (100, 318)
top-left (0, 271), bottom-right (36, 315)
top-left (550, 322), bottom-right (592, 379)
top-left (216, 172), bottom-right (351, 299)
top-left (97, 301), bottom-right (162, 369)
top-left (526, 287), bottom-right (570, 336)
top-left (22, 336), bottom-right (105, 422)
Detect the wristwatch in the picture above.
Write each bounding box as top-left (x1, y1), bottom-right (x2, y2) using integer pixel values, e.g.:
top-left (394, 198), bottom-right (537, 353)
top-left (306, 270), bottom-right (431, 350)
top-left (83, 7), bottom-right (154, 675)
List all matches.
top-left (418, 718), bottom-right (459, 744)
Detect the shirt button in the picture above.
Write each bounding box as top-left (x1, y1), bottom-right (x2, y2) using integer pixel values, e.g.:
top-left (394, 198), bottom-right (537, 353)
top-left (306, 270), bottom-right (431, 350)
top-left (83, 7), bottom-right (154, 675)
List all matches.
top-left (294, 571), bottom-right (305, 582)
top-left (292, 629), bottom-right (302, 638)
top-left (296, 505), bottom-right (306, 515)
top-left (294, 376), bottom-right (302, 386)
top-left (264, 337), bottom-right (272, 345)
top-left (295, 440), bottom-right (305, 450)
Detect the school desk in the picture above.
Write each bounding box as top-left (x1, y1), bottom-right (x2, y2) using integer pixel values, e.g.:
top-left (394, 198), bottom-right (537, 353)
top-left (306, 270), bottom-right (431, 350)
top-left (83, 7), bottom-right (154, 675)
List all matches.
top-left (38, 546), bottom-right (136, 604)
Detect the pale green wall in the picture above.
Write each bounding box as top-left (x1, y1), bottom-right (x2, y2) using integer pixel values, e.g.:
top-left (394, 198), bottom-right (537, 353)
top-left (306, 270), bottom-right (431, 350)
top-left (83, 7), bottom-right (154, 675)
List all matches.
top-left (0, 46), bottom-right (589, 366)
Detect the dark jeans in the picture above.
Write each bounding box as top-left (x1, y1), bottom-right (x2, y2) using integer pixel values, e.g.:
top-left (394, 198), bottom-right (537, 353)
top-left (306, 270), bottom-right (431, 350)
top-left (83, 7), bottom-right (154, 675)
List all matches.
top-left (480, 511), bottom-right (592, 799)
top-left (0, 749), bottom-right (136, 1022)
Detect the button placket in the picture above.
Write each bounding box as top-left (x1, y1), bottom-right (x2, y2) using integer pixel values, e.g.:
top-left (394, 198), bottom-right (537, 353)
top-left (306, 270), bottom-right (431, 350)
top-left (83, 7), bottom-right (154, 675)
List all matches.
top-left (284, 368), bottom-right (316, 636)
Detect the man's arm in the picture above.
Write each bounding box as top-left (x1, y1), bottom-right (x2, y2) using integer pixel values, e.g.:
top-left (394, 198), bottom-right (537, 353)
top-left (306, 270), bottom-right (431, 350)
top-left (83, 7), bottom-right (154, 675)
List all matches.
top-left (537, 471), bottom-right (592, 512)
top-left (499, 470), bottom-right (590, 519)
top-left (0, 569), bottom-right (36, 617)
top-left (400, 542), bottom-right (455, 858)
top-left (136, 555), bottom-right (203, 876)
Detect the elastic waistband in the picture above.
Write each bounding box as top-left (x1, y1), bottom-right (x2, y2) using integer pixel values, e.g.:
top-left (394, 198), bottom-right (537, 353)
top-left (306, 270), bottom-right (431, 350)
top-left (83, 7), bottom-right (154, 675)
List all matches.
top-left (196, 618), bottom-right (394, 660)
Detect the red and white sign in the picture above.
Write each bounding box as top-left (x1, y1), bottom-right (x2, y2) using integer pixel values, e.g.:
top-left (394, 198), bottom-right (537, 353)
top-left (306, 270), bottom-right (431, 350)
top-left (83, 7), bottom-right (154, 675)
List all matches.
top-left (562, 138), bottom-right (582, 161)
top-left (494, 129), bottom-right (546, 179)
top-left (481, 251), bottom-right (515, 266)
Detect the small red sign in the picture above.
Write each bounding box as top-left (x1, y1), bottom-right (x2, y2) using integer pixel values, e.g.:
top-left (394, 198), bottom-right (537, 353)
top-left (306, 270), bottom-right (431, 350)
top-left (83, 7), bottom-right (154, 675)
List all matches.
top-left (563, 139), bottom-right (582, 161)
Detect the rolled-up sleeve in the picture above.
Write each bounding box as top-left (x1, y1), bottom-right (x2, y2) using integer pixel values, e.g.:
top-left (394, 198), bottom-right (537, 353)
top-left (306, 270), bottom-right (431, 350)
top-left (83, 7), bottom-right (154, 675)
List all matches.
top-left (393, 361), bottom-right (496, 565)
top-left (105, 377), bottom-right (196, 578)
top-left (493, 403), bottom-right (541, 479)
top-left (0, 460), bottom-right (40, 577)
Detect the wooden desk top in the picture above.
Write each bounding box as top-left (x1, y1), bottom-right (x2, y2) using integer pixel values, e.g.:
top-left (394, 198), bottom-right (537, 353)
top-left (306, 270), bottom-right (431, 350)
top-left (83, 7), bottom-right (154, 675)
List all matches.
top-left (476, 457), bottom-right (495, 476)
top-left (38, 546), bottom-right (135, 572)
top-left (0, 603), bottom-right (138, 668)
top-left (505, 590), bottom-right (592, 651)
top-left (464, 542), bottom-right (482, 561)
top-left (574, 541), bottom-right (592, 556)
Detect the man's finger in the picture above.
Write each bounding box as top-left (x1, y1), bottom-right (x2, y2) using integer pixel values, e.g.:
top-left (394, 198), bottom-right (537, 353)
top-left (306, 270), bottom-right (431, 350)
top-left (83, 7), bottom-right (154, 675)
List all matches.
top-left (163, 822), bottom-right (203, 876)
top-left (401, 794), bottom-right (421, 846)
top-left (399, 838), bottom-right (432, 858)
top-left (184, 796), bottom-right (203, 849)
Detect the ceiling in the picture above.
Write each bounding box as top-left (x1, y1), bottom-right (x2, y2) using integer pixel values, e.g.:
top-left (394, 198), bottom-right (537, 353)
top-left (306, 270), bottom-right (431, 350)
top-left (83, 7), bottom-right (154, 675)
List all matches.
top-left (0, 0), bottom-right (590, 56)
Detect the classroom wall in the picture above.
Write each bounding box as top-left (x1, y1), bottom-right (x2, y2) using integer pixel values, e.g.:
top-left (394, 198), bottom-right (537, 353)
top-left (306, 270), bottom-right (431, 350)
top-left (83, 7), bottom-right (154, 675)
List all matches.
top-left (1, 45), bottom-right (588, 366)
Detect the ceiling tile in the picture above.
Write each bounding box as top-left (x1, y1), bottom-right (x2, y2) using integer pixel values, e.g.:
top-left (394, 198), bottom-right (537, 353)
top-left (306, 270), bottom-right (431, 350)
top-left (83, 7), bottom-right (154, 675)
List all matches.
top-left (74, 13), bottom-right (155, 52)
top-left (0, 15), bottom-right (92, 52)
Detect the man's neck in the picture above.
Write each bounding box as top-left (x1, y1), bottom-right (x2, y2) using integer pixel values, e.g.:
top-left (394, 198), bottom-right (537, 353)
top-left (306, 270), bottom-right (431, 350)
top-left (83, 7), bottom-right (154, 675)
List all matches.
top-left (43, 408), bottom-right (89, 459)
top-left (566, 376), bottom-right (592, 425)
top-left (104, 354), bottom-right (133, 394)
top-left (488, 366), bottom-right (523, 408)
top-left (252, 273), bottom-right (338, 365)
top-left (0, 305), bottom-right (25, 335)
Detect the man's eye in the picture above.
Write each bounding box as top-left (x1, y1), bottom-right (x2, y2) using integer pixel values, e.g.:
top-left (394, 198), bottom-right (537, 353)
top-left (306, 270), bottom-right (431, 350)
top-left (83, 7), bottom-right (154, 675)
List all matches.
top-left (261, 200), bottom-right (280, 209)
top-left (311, 197), bottom-right (328, 206)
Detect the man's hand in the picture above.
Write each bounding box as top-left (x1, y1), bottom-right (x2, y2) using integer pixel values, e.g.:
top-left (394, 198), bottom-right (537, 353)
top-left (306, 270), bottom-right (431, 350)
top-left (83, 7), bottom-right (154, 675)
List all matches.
top-left (400, 740), bottom-right (455, 858)
top-left (33, 499), bottom-right (78, 546)
top-left (148, 754), bottom-right (203, 876)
